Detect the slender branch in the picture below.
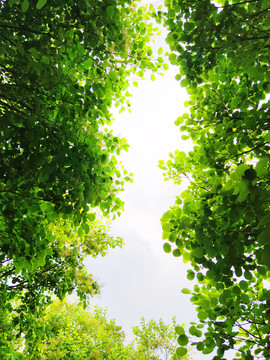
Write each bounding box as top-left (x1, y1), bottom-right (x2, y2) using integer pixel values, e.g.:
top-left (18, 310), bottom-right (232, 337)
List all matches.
top-left (0, 99), bottom-right (26, 115)
top-left (0, 23), bottom-right (51, 36)
top-left (233, 317), bottom-right (261, 341)
top-left (0, 31), bottom-right (17, 46)
top-left (1, 259), bottom-right (13, 265)
top-left (224, 142), bottom-right (267, 160)
top-left (245, 7), bottom-right (270, 19)
top-left (253, 318), bottom-right (263, 340)
top-left (0, 92), bottom-right (33, 111)
top-left (215, 0), bottom-right (261, 8)
top-left (0, 266), bottom-right (16, 279)
top-left (240, 35), bottom-right (270, 41)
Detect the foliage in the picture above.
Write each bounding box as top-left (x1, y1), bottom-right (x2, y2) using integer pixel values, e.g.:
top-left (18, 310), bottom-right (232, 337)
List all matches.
top-left (7, 299), bottom-right (188, 360)
top-left (0, 0), bottom-right (165, 344)
top-left (0, 220), bottom-right (123, 358)
top-left (161, 0), bottom-right (270, 359)
top-left (21, 299), bottom-right (132, 360)
top-left (132, 317), bottom-right (190, 359)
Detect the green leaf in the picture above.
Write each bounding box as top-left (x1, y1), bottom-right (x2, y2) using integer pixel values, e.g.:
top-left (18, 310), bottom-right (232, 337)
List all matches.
top-left (206, 270), bottom-right (215, 279)
top-left (189, 325), bottom-right (202, 337)
top-left (193, 247), bottom-right (204, 258)
top-left (106, 6), bottom-right (114, 18)
top-left (239, 281), bottom-right (249, 290)
top-left (41, 55), bottom-right (50, 64)
top-left (163, 243), bottom-right (171, 253)
top-left (163, 63), bottom-right (169, 70)
top-left (196, 342), bottom-right (204, 351)
top-left (187, 270), bottom-right (195, 280)
top-left (175, 326), bottom-right (185, 335)
top-left (176, 347), bottom-right (187, 356)
top-left (237, 179), bottom-right (250, 202)
top-left (169, 232), bottom-right (176, 242)
top-left (244, 270), bottom-right (253, 280)
top-left (17, 44), bottom-right (25, 56)
top-left (21, 0), bottom-right (29, 12)
top-left (169, 53), bottom-right (176, 62)
top-left (177, 334), bottom-right (189, 346)
top-left (87, 213), bottom-right (96, 222)
top-left (233, 285), bottom-right (241, 295)
top-left (264, 132), bottom-right (270, 143)
top-left (256, 158), bottom-right (269, 177)
top-left (181, 288), bottom-right (191, 294)
top-left (84, 58), bottom-right (92, 69)
top-left (234, 164), bottom-right (250, 177)
top-left (197, 311), bottom-right (208, 321)
top-left (182, 134), bottom-right (189, 140)
top-left (29, 47), bottom-right (40, 59)
top-left (244, 168), bottom-right (257, 181)
top-left (162, 222), bottom-right (171, 232)
top-left (180, 78), bottom-right (188, 87)
top-left (261, 246), bottom-right (270, 267)
top-left (36, 0), bottom-right (47, 9)
top-left (173, 249), bottom-right (181, 257)
top-left (197, 273), bottom-right (204, 282)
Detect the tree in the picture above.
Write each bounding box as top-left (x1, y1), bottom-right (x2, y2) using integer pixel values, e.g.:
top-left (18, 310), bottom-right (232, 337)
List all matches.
top-left (8, 299), bottom-right (189, 360)
top-left (20, 299), bottom-right (132, 359)
top-left (161, 0), bottom-right (270, 359)
top-left (0, 0), bottom-right (165, 339)
top-left (132, 317), bottom-right (190, 359)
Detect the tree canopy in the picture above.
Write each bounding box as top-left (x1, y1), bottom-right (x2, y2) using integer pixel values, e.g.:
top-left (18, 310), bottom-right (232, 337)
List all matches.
top-left (3, 0), bottom-right (270, 359)
top-left (6, 299), bottom-right (186, 360)
top-left (133, 317), bottom-right (190, 359)
top-left (161, 0), bottom-right (270, 359)
top-left (0, 0), bottom-right (165, 349)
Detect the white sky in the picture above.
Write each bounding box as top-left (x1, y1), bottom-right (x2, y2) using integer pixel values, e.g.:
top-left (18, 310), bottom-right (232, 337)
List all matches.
top-left (85, 64), bottom-right (195, 328)
top-left (83, 11), bottom-right (233, 360)
top-left (83, 27), bottom-right (207, 357)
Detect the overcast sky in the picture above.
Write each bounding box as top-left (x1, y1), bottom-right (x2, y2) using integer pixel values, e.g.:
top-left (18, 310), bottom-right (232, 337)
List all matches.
top-left (83, 73), bottom-right (235, 359)
top-left (83, 23), bottom-right (202, 343)
top-left (83, 12), bottom-right (233, 360)
top-left (82, 20), bottom-right (203, 359)
top-left (85, 63), bottom-right (195, 324)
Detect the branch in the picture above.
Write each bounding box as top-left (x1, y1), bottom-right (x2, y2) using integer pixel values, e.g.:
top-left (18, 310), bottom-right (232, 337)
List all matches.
top-left (215, 0), bottom-right (261, 8)
top-left (240, 35), bottom-right (270, 41)
top-left (245, 7), bottom-right (270, 19)
top-left (0, 23), bottom-right (51, 36)
top-left (0, 266), bottom-right (16, 279)
top-left (233, 317), bottom-right (261, 341)
top-left (0, 92), bottom-right (33, 111)
top-left (0, 31), bottom-right (17, 46)
top-left (0, 99), bottom-right (26, 115)
top-left (224, 142), bottom-right (267, 161)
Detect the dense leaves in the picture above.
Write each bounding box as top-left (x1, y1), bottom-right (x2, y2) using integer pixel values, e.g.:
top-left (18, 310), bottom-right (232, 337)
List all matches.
top-left (22, 300), bottom-right (131, 359)
top-left (6, 299), bottom-right (186, 360)
top-left (0, 0), bottom-right (164, 349)
top-left (162, 0), bottom-right (270, 359)
top-left (133, 317), bottom-right (190, 359)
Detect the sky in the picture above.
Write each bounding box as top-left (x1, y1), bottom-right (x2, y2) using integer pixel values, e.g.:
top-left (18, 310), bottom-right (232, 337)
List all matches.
top-left (82, 6), bottom-right (233, 360)
top-left (85, 64), bottom-right (195, 328)
top-left (83, 24), bottom-right (203, 352)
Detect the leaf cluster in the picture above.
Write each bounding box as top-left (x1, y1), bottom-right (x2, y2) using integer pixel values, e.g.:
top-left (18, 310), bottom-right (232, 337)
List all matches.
top-left (162, 0), bottom-right (270, 358)
top-left (0, 0), bottom-right (166, 348)
top-left (132, 317), bottom-right (189, 359)
top-left (3, 299), bottom-right (187, 360)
